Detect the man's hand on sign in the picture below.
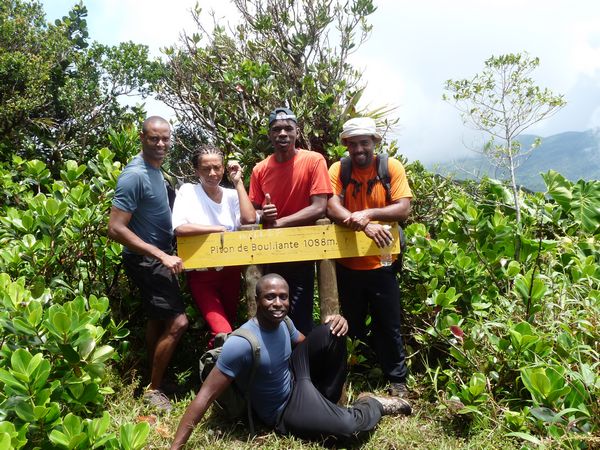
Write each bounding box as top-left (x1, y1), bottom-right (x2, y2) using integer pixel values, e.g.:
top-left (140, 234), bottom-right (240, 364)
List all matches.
top-left (363, 223), bottom-right (393, 248)
top-left (343, 211), bottom-right (370, 231)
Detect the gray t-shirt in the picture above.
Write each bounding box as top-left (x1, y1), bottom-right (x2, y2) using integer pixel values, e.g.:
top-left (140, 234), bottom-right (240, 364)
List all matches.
top-left (217, 318), bottom-right (300, 426)
top-left (112, 154), bottom-right (173, 254)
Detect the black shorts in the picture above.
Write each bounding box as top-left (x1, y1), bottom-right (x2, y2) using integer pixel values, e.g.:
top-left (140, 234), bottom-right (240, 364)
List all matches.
top-left (123, 253), bottom-right (185, 320)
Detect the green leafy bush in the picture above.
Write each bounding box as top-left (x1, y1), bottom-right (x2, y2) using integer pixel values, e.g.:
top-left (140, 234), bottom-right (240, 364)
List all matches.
top-left (403, 172), bottom-right (600, 446)
top-left (0, 147), bottom-right (139, 448)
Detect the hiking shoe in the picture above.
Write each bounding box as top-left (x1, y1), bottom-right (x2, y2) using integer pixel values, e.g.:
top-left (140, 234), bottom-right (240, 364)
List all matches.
top-left (388, 382), bottom-right (409, 398)
top-left (143, 389), bottom-right (172, 412)
top-left (160, 379), bottom-right (185, 396)
top-left (361, 393), bottom-right (411, 416)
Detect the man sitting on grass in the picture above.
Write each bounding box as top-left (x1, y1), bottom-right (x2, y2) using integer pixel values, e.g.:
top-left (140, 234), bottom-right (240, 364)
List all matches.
top-left (170, 274), bottom-right (411, 449)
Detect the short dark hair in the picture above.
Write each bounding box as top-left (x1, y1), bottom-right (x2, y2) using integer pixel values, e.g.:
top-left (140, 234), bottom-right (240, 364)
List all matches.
top-left (191, 144), bottom-right (223, 168)
top-left (255, 273), bottom-right (288, 298)
top-left (141, 116), bottom-right (169, 134)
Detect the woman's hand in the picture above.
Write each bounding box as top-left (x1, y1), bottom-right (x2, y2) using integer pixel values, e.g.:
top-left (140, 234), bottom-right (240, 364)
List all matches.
top-left (227, 160), bottom-right (243, 185)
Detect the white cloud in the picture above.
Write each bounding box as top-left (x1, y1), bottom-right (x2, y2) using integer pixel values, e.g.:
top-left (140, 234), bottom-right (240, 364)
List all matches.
top-left (41, 0), bottom-right (600, 163)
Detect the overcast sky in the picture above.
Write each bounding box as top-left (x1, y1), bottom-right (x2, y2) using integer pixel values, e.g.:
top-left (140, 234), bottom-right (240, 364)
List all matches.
top-left (42, 0), bottom-right (600, 163)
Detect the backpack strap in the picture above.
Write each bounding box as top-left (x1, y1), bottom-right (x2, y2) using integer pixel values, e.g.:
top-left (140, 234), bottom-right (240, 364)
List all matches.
top-left (375, 153), bottom-right (392, 203)
top-left (283, 316), bottom-right (294, 336)
top-left (339, 156), bottom-right (361, 207)
top-left (229, 328), bottom-right (261, 436)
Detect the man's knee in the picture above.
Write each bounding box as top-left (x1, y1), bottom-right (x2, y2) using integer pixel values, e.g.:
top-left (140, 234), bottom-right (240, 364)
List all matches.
top-left (167, 313), bottom-right (188, 338)
top-left (310, 323), bottom-right (347, 351)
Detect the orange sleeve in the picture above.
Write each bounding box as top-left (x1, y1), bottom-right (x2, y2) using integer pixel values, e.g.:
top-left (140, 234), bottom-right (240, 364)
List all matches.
top-left (309, 154), bottom-right (333, 196)
top-left (388, 158), bottom-right (413, 201)
top-left (328, 161), bottom-right (342, 195)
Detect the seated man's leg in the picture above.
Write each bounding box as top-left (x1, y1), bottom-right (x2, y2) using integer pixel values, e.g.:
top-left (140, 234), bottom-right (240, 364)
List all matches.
top-left (277, 379), bottom-right (382, 440)
top-left (277, 324), bottom-right (382, 439)
top-left (291, 323), bottom-right (347, 401)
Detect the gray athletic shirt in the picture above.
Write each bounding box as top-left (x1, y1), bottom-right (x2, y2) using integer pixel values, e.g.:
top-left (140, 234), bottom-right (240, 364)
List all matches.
top-left (217, 318), bottom-right (300, 426)
top-left (112, 154), bottom-right (173, 254)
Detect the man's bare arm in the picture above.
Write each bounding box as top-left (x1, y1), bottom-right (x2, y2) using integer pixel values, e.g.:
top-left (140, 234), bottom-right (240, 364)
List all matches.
top-left (327, 197), bottom-right (411, 247)
top-left (170, 368), bottom-right (233, 449)
top-left (344, 198), bottom-right (411, 230)
top-left (107, 206), bottom-right (183, 273)
top-left (326, 194), bottom-right (352, 224)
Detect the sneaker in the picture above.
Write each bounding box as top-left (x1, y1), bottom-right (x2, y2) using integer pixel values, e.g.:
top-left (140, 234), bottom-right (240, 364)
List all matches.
top-left (389, 382), bottom-right (409, 398)
top-left (143, 389), bottom-right (172, 412)
top-left (359, 393), bottom-right (411, 416)
top-left (160, 379), bottom-right (185, 396)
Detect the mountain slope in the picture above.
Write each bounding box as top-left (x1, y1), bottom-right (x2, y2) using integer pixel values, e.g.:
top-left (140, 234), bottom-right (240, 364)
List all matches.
top-left (430, 130), bottom-right (600, 191)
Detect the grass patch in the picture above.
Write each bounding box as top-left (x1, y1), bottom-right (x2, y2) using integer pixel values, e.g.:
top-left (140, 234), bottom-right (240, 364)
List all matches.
top-left (104, 372), bottom-right (520, 449)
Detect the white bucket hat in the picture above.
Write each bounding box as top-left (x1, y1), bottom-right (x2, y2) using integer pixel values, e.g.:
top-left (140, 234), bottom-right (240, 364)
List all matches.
top-left (339, 117), bottom-right (382, 143)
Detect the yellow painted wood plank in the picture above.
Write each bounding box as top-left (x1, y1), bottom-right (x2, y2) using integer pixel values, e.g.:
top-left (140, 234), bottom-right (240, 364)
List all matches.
top-left (177, 223), bottom-right (400, 269)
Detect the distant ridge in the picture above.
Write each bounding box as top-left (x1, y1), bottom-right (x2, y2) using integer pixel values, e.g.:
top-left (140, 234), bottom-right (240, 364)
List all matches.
top-left (430, 129), bottom-right (600, 191)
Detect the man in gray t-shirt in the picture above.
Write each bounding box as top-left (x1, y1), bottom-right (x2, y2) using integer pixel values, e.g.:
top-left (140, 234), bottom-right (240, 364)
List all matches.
top-left (171, 274), bottom-right (411, 449)
top-left (108, 116), bottom-right (188, 412)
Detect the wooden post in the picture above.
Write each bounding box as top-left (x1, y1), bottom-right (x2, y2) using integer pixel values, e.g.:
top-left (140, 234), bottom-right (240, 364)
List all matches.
top-left (240, 224), bottom-right (262, 318)
top-left (315, 218), bottom-right (339, 320)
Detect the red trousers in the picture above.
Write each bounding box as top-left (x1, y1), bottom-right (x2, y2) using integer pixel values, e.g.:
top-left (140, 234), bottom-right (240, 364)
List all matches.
top-left (186, 266), bottom-right (242, 346)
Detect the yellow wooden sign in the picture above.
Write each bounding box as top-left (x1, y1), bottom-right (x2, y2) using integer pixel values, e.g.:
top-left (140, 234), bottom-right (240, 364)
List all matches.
top-left (177, 223), bottom-right (400, 269)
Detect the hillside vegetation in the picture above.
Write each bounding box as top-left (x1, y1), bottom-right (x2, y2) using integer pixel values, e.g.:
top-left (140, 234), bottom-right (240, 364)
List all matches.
top-left (1, 1), bottom-right (599, 448)
top-left (1, 148), bottom-right (599, 448)
top-left (432, 130), bottom-right (600, 191)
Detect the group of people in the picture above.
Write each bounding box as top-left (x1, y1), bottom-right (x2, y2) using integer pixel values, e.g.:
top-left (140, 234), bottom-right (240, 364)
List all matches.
top-left (107, 108), bottom-right (413, 447)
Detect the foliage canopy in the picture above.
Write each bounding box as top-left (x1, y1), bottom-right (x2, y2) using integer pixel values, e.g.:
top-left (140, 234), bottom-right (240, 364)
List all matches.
top-left (158, 0), bottom-right (379, 179)
top-left (0, 0), bottom-right (162, 169)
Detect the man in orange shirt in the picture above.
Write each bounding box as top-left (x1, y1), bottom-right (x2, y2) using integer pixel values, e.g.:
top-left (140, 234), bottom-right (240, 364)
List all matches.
top-left (327, 117), bottom-right (412, 398)
top-left (249, 107), bottom-right (333, 335)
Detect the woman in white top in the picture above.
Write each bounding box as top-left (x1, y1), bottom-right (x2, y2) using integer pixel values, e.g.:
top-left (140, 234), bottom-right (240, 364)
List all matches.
top-left (172, 145), bottom-right (256, 347)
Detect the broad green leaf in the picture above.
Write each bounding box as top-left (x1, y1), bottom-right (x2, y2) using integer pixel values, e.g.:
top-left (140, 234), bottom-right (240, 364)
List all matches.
top-left (530, 371), bottom-right (551, 398)
top-left (33, 405), bottom-right (48, 421)
top-left (12, 318), bottom-right (36, 335)
top-left (48, 430), bottom-right (69, 448)
top-left (0, 369), bottom-right (27, 392)
top-left (59, 344), bottom-right (81, 364)
top-left (505, 431), bottom-right (543, 445)
top-left (10, 349), bottom-right (32, 377)
top-left (530, 406), bottom-right (559, 423)
top-left (78, 338), bottom-right (96, 360)
top-left (21, 234), bottom-right (36, 249)
top-left (506, 260), bottom-right (521, 277)
top-left (63, 413), bottom-right (84, 436)
top-left (544, 170), bottom-right (600, 232)
top-left (542, 170), bottom-right (572, 207)
top-left (52, 312), bottom-right (71, 335)
top-left (571, 179), bottom-right (600, 232)
top-left (0, 433), bottom-right (12, 450)
top-left (529, 279), bottom-right (547, 301)
top-left (44, 198), bottom-right (61, 216)
top-left (14, 402), bottom-right (35, 422)
top-left (90, 345), bottom-right (114, 364)
top-left (119, 422), bottom-right (150, 450)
